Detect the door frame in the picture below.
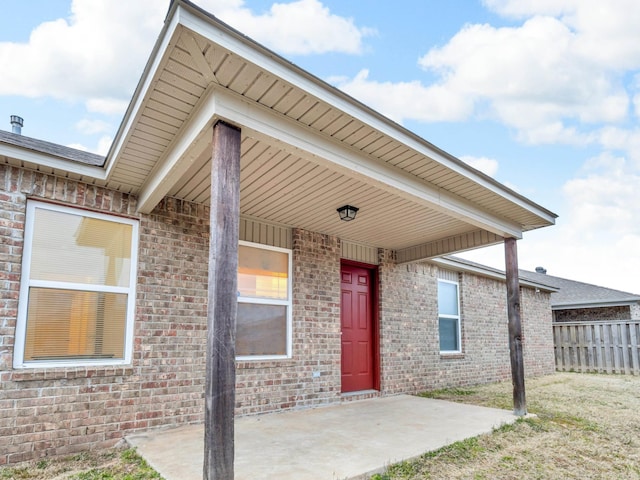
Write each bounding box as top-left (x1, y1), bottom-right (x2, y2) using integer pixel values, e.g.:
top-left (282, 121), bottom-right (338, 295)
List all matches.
top-left (340, 259), bottom-right (381, 392)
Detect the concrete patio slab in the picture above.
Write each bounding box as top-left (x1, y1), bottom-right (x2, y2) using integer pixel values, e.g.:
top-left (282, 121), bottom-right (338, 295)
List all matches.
top-left (126, 395), bottom-right (517, 480)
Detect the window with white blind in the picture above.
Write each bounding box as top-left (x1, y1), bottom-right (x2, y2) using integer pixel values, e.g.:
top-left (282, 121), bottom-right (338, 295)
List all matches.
top-left (237, 241), bottom-right (292, 359)
top-left (14, 201), bottom-right (138, 368)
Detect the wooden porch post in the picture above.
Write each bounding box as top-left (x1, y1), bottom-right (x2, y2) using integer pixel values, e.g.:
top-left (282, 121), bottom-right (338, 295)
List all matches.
top-left (204, 120), bottom-right (241, 480)
top-left (504, 237), bottom-right (526, 416)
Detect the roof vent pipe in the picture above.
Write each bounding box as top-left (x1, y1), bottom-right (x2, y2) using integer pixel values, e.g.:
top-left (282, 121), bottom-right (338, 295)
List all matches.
top-left (535, 266), bottom-right (547, 274)
top-left (10, 115), bottom-right (23, 135)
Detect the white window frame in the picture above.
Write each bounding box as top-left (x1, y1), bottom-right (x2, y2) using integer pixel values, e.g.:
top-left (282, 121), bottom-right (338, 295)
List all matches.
top-left (13, 200), bottom-right (138, 369)
top-left (237, 240), bottom-right (292, 361)
top-left (438, 278), bottom-right (462, 354)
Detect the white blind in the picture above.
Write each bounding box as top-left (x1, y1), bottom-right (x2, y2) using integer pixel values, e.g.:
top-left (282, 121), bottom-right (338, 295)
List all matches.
top-left (30, 209), bottom-right (132, 287)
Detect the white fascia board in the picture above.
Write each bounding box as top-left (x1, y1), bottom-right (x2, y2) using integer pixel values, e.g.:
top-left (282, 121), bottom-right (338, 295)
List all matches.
top-left (175, 2), bottom-right (556, 226)
top-left (431, 257), bottom-right (560, 292)
top-left (103, 6), bottom-right (183, 179)
top-left (213, 87), bottom-right (524, 239)
top-left (0, 143), bottom-right (107, 180)
top-left (136, 85), bottom-right (219, 214)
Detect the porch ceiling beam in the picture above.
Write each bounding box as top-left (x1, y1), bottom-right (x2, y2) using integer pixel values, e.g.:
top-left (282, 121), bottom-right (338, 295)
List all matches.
top-left (184, 32), bottom-right (218, 84)
top-left (396, 230), bottom-right (504, 264)
top-left (212, 87), bottom-right (524, 239)
top-left (136, 86), bottom-right (218, 214)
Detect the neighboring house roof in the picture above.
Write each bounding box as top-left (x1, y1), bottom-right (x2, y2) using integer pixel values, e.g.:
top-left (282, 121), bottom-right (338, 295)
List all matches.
top-left (432, 256), bottom-right (559, 293)
top-left (519, 269), bottom-right (640, 310)
top-left (0, 129), bottom-right (104, 167)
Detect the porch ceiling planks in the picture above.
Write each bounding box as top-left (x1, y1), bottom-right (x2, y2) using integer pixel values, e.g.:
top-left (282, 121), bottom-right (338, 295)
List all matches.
top-left (100, 0), bottom-right (556, 260)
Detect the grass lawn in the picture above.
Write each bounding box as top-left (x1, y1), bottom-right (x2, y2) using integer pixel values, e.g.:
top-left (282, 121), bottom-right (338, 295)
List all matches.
top-left (0, 447), bottom-right (162, 480)
top-left (372, 372), bottom-right (640, 479)
top-left (2, 372), bottom-right (639, 479)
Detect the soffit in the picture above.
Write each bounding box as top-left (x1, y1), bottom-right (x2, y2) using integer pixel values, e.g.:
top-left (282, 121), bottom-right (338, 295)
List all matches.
top-left (169, 135), bottom-right (471, 250)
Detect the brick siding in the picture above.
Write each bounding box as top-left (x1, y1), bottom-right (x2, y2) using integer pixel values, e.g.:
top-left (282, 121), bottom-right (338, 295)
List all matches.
top-left (0, 163), bottom-right (555, 465)
top-left (521, 287), bottom-right (556, 376)
top-left (0, 165), bottom-right (139, 465)
top-left (236, 229), bottom-right (343, 414)
top-left (554, 305), bottom-right (633, 322)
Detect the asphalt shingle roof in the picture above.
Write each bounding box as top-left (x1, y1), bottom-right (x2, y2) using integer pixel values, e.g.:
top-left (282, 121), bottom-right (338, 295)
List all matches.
top-left (520, 269), bottom-right (640, 308)
top-left (0, 129), bottom-right (105, 167)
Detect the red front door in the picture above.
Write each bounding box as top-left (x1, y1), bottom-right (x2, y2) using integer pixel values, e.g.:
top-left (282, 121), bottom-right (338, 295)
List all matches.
top-left (341, 263), bottom-right (375, 393)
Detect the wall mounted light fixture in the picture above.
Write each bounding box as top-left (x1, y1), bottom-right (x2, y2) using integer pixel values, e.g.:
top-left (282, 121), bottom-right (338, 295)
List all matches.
top-left (337, 205), bottom-right (359, 222)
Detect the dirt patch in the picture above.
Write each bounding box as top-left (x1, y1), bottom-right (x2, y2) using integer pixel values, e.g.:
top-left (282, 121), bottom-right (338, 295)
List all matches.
top-left (374, 373), bottom-right (640, 479)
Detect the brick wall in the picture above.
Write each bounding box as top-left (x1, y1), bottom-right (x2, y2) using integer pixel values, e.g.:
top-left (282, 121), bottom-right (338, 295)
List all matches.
top-left (135, 197), bottom-right (210, 428)
top-left (521, 287), bottom-right (555, 376)
top-left (378, 255), bottom-right (555, 393)
top-left (378, 250), bottom-right (440, 393)
top-left (235, 228), bottom-right (342, 414)
top-left (554, 305), bottom-right (632, 322)
top-left (378, 259), bottom-right (511, 392)
top-left (0, 165), bottom-right (140, 465)
top-left (0, 167), bottom-right (213, 464)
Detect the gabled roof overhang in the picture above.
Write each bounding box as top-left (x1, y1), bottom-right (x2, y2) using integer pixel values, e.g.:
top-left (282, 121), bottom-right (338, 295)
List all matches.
top-left (431, 257), bottom-right (560, 292)
top-left (1, 0), bottom-right (557, 264)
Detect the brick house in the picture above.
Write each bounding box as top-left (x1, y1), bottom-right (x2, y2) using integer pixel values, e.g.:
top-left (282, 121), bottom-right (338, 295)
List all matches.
top-left (0, 0), bottom-right (558, 466)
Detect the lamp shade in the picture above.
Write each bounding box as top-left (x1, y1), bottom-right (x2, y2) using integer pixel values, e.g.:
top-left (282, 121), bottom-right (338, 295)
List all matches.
top-left (337, 205), bottom-right (359, 222)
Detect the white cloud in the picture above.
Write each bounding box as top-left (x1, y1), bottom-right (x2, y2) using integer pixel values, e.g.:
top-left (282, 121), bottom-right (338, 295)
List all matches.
top-left (85, 98), bottom-right (130, 116)
top-left (459, 155), bottom-right (499, 177)
top-left (563, 154), bottom-right (640, 234)
top-left (460, 152), bottom-right (640, 292)
top-left (483, 0), bottom-right (640, 70)
top-left (96, 135), bottom-right (113, 155)
top-left (333, 69), bottom-right (472, 123)
top-left (0, 0), bottom-right (370, 110)
top-left (514, 121), bottom-right (595, 146)
top-left (0, 0), bottom-right (164, 104)
top-left (482, 0), bottom-right (572, 18)
top-left (75, 118), bottom-right (111, 135)
top-left (595, 127), bottom-right (640, 165)
top-left (199, 0), bottom-right (374, 55)
top-left (634, 94), bottom-right (640, 118)
top-left (418, 15), bottom-right (632, 132)
top-left (67, 134), bottom-right (112, 156)
top-left (335, 1), bottom-right (640, 153)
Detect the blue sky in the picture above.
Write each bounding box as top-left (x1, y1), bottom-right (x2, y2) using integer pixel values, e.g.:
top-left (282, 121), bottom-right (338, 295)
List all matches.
top-left (1, 0), bottom-right (639, 292)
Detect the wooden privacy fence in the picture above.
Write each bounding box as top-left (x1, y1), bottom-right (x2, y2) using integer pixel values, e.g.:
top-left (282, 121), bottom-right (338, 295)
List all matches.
top-left (553, 320), bottom-right (640, 375)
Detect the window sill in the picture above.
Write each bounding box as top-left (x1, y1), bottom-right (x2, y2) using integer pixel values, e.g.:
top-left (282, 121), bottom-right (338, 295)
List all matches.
top-left (440, 353), bottom-right (465, 360)
top-left (8, 366), bottom-right (134, 382)
top-left (237, 358), bottom-right (295, 369)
